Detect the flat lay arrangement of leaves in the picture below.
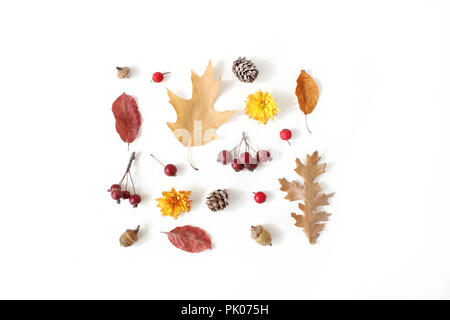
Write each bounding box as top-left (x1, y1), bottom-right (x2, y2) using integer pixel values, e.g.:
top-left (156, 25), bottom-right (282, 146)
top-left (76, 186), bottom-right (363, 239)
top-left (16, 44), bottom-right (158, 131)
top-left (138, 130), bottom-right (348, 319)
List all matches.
top-left (109, 59), bottom-right (334, 252)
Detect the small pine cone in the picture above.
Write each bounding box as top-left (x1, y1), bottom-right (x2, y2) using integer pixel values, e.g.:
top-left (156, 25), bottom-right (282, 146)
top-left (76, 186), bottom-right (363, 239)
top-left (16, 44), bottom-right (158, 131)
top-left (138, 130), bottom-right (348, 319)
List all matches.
top-left (206, 189), bottom-right (229, 212)
top-left (232, 57), bottom-right (259, 83)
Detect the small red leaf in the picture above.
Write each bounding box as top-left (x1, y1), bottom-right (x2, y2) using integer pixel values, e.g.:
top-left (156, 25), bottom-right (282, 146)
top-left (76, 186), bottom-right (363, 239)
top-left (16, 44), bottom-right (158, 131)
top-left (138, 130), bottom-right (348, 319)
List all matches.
top-left (164, 225), bottom-right (211, 253)
top-left (112, 93), bottom-right (141, 143)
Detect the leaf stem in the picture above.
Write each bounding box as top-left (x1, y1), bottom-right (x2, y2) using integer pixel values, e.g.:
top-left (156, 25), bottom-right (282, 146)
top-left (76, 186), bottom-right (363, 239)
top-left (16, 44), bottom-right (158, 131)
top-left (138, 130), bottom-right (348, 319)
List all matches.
top-left (187, 146), bottom-right (199, 171)
top-left (305, 115), bottom-right (312, 134)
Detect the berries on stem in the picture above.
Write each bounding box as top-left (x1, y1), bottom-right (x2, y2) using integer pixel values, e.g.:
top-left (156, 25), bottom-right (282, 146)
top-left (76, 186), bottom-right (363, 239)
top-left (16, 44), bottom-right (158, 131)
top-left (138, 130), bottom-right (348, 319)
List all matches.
top-left (220, 132), bottom-right (270, 172)
top-left (107, 152), bottom-right (141, 208)
top-left (150, 154), bottom-right (177, 176)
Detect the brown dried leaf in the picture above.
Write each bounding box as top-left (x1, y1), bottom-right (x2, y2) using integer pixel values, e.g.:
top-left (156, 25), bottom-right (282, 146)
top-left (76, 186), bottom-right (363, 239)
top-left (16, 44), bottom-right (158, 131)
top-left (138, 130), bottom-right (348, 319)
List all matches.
top-left (278, 178), bottom-right (304, 202)
top-left (295, 70), bottom-right (318, 115)
top-left (166, 61), bottom-right (235, 147)
top-left (282, 151), bottom-right (334, 245)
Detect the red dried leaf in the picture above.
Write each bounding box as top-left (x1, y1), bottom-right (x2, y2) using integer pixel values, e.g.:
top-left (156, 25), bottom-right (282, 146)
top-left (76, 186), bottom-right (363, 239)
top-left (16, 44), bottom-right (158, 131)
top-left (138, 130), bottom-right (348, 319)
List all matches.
top-left (164, 225), bottom-right (211, 253)
top-left (112, 93), bottom-right (141, 144)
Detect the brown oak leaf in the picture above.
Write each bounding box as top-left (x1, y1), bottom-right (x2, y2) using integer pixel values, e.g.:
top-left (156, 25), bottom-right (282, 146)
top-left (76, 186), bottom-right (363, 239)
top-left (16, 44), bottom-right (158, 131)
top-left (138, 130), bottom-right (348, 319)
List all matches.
top-left (166, 61), bottom-right (235, 147)
top-left (280, 151), bottom-right (334, 245)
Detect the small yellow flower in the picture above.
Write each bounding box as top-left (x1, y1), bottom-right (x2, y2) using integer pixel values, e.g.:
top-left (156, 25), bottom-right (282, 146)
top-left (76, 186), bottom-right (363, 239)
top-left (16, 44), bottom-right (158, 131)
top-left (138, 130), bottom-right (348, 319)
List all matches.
top-left (245, 90), bottom-right (279, 124)
top-left (156, 188), bottom-right (192, 219)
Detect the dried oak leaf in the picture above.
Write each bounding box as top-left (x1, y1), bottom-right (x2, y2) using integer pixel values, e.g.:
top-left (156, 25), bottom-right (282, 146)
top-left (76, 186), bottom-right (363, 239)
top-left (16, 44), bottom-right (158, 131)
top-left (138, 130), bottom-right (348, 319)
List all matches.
top-left (279, 151), bottom-right (334, 244)
top-left (112, 92), bottom-right (141, 144)
top-left (166, 61), bottom-right (235, 147)
top-left (278, 178), bottom-right (304, 202)
top-left (295, 70), bottom-right (318, 133)
top-left (163, 225), bottom-right (211, 253)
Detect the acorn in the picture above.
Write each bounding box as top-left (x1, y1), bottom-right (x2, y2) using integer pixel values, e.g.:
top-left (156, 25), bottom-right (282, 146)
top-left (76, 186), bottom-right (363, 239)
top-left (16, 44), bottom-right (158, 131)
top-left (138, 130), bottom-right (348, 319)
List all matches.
top-left (119, 225), bottom-right (140, 247)
top-left (251, 225), bottom-right (272, 246)
top-left (116, 66), bottom-right (131, 79)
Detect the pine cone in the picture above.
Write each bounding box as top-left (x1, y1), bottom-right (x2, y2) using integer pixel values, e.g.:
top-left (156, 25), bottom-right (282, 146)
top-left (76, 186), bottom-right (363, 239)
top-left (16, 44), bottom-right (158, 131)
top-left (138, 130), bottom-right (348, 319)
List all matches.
top-left (206, 189), bottom-right (229, 212)
top-left (232, 57), bottom-right (259, 83)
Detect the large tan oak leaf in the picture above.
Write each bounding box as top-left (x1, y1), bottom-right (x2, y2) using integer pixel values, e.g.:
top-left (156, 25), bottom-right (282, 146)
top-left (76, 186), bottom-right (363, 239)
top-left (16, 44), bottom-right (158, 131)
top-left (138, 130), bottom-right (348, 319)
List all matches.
top-left (279, 151), bottom-right (334, 245)
top-left (166, 61), bottom-right (235, 147)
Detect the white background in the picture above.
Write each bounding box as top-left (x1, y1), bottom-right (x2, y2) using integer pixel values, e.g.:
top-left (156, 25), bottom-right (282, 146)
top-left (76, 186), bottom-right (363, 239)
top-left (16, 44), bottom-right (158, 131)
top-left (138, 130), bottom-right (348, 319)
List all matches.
top-left (0, 0), bottom-right (449, 299)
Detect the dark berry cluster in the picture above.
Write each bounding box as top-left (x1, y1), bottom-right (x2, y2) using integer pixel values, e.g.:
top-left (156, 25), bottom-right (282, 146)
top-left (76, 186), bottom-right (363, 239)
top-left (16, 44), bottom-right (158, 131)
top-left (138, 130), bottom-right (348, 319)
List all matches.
top-left (217, 132), bottom-right (272, 172)
top-left (108, 152), bottom-right (141, 208)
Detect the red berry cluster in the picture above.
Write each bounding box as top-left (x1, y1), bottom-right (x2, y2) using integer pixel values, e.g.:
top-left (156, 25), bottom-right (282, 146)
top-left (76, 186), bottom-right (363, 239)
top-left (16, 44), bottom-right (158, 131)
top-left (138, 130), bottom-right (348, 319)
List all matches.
top-left (217, 132), bottom-right (272, 172)
top-left (108, 152), bottom-right (141, 208)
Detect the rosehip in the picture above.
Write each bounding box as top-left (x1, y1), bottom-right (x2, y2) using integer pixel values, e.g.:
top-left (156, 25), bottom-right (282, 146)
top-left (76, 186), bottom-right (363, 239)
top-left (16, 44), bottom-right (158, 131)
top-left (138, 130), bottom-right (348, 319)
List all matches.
top-left (257, 150), bottom-right (271, 163)
top-left (164, 164), bottom-right (177, 176)
top-left (246, 162), bottom-right (258, 171)
top-left (217, 150), bottom-right (232, 165)
top-left (121, 190), bottom-right (131, 199)
top-left (129, 194), bottom-right (141, 208)
top-left (231, 159), bottom-right (244, 172)
top-left (254, 192), bottom-right (266, 203)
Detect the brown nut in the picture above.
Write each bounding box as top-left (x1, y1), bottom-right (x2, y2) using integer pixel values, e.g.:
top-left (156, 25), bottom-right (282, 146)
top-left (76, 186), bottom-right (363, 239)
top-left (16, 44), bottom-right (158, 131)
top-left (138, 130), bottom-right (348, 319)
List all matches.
top-left (116, 66), bottom-right (131, 79)
top-left (251, 225), bottom-right (272, 246)
top-left (119, 225), bottom-right (140, 247)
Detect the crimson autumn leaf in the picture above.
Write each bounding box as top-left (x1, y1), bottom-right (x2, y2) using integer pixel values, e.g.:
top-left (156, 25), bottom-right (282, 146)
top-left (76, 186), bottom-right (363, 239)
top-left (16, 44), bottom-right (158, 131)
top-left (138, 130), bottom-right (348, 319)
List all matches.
top-left (112, 93), bottom-right (141, 144)
top-left (163, 225), bottom-right (211, 253)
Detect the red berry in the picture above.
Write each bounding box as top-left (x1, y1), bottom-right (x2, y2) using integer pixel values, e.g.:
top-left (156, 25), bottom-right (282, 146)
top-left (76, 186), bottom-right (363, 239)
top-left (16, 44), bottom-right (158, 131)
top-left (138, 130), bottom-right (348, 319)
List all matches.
top-left (129, 194), bottom-right (141, 207)
top-left (231, 159), bottom-right (244, 172)
top-left (280, 129), bottom-right (292, 141)
top-left (152, 72), bottom-right (165, 83)
top-left (246, 162), bottom-right (258, 171)
top-left (109, 184), bottom-right (121, 192)
top-left (257, 150), bottom-right (271, 163)
top-left (239, 152), bottom-right (252, 164)
top-left (254, 191), bottom-right (266, 203)
top-left (121, 190), bottom-right (131, 199)
top-left (164, 164), bottom-right (177, 176)
top-left (111, 189), bottom-right (122, 202)
top-left (217, 150), bottom-right (232, 165)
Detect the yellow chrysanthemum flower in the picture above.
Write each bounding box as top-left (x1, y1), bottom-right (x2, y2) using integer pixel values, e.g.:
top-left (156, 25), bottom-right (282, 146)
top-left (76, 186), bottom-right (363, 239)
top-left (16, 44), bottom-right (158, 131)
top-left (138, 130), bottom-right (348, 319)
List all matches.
top-left (245, 90), bottom-right (279, 124)
top-left (156, 188), bottom-right (192, 219)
